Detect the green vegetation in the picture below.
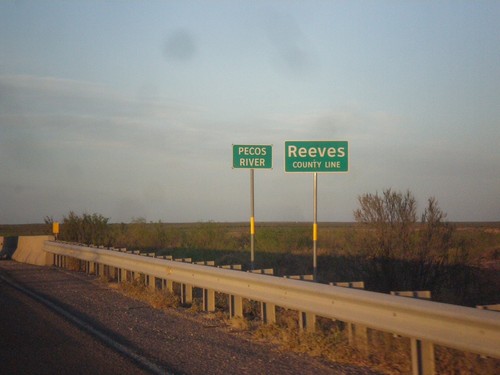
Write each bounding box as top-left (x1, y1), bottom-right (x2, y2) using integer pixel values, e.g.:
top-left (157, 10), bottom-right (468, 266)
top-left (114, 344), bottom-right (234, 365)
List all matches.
top-left (59, 211), bottom-right (111, 245)
top-left (1, 189), bottom-right (498, 306)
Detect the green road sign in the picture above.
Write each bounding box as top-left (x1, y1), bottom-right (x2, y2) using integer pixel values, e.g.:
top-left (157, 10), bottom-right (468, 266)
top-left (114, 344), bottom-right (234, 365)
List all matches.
top-left (285, 141), bottom-right (348, 172)
top-left (233, 144), bottom-right (273, 169)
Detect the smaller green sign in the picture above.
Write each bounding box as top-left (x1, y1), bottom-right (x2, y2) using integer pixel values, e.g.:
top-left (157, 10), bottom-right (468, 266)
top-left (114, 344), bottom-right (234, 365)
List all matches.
top-left (233, 144), bottom-right (273, 169)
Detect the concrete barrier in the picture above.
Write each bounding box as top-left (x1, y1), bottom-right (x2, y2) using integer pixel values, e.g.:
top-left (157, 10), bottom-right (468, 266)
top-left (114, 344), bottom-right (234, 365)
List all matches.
top-left (11, 236), bottom-right (54, 266)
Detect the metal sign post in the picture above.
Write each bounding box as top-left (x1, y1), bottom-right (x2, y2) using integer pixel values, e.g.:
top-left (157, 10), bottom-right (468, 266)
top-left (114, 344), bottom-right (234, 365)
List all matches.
top-left (313, 172), bottom-right (318, 281)
top-left (250, 168), bottom-right (255, 268)
top-left (233, 144), bottom-right (273, 269)
top-left (285, 141), bottom-right (349, 282)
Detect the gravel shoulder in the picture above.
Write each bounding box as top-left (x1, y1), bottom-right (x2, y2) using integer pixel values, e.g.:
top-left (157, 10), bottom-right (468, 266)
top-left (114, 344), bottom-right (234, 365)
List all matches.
top-left (0, 261), bottom-right (377, 375)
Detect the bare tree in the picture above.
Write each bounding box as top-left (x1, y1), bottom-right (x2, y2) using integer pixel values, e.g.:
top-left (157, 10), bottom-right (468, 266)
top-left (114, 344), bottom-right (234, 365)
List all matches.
top-left (43, 215), bottom-right (54, 225)
top-left (354, 189), bottom-right (417, 258)
top-left (353, 189), bottom-right (460, 293)
top-left (414, 197), bottom-right (456, 290)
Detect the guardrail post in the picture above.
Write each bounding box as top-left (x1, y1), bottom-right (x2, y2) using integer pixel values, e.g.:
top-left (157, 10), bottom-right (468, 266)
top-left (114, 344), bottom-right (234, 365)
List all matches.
top-left (299, 311), bottom-right (316, 332)
top-left (195, 260), bottom-right (215, 266)
top-left (104, 265), bottom-right (110, 278)
top-left (163, 279), bottom-right (173, 292)
top-left (229, 295), bottom-right (243, 318)
top-left (330, 281), bottom-right (367, 347)
top-left (250, 268), bottom-right (274, 275)
top-left (148, 275), bottom-right (156, 290)
top-left (221, 265), bottom-right (243, 313)
top-left (175, 258), bottom-right (192, 263)
top-left (411, 338), bottom-right (435, 375)
top-left (181, 284), bottom-right (193, 304)
top-left (261, 302), bottom-right (276, 324)
top-left (284, 274), bottom-right (314, 281)
top-left (98, 263), bottom-right (104, 277)
top-left (391, 291), bottom-right (434, 375)
top-left (286, 275), bottom-right (316, 332)
top-left (249, 269), bottom-right (276, 324)
top-left (220, 264), bottom-right (242, 270)
top-left (203, 289), bottom-right (215, 312)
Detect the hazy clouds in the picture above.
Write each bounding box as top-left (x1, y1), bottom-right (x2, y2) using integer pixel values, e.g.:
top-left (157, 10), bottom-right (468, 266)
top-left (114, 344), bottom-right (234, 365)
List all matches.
top-left (1, 1), bottom-right (499, 224)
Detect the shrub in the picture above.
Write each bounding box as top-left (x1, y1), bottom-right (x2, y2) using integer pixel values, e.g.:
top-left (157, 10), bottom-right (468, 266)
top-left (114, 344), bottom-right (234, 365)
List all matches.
top-left (60, 211), bottom-right (111, 246)
top-left (353, 189), bottom-right (471, 298)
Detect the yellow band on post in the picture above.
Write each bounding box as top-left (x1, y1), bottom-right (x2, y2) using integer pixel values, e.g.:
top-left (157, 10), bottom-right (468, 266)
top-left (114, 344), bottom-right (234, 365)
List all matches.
top-left (52, 222), bottom-right (60, 234)
top-left (313, 223), bottom-right (318, 241)
top-left (250, 216), bottom-right (255, 235)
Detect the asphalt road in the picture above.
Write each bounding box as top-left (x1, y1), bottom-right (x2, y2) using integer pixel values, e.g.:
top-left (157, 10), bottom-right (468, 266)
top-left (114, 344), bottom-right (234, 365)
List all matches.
top-left (0, 261), bottom-right (377, 375)
top-left (0, 271), bottom-right (153, 374)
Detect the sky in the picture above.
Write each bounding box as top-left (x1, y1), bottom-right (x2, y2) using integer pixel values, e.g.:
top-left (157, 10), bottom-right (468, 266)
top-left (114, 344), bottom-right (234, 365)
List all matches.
top-left (0, 1), bottom-right (499, 224)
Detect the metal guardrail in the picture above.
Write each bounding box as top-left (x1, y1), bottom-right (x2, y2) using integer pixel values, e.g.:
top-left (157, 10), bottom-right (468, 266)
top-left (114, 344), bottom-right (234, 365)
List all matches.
top-left (43, 241), bottom-right (500, 360)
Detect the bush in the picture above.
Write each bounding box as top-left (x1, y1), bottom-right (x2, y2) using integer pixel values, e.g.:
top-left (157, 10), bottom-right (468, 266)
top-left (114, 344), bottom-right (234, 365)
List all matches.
top-left (60, 211), bottom-right (111, 246)
top-left (353, 189), bottom-right (466, 294)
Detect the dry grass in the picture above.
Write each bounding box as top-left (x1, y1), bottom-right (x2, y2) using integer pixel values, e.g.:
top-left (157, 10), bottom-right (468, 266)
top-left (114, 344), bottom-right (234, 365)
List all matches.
top-left (435, 346), bottom-right (500, 375)
top-left (187, 297), bottom-right (203, 313)
top-left (252, 316), bottom-right (411, 375)
top-left (98, 277), bottom-right (499, 374)
top-left (227, 316), bottom-right (252, 331)
top-left (252, 318), bottom-right (500, 375)
top-left (115, 279), bottom-right (180, 309)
